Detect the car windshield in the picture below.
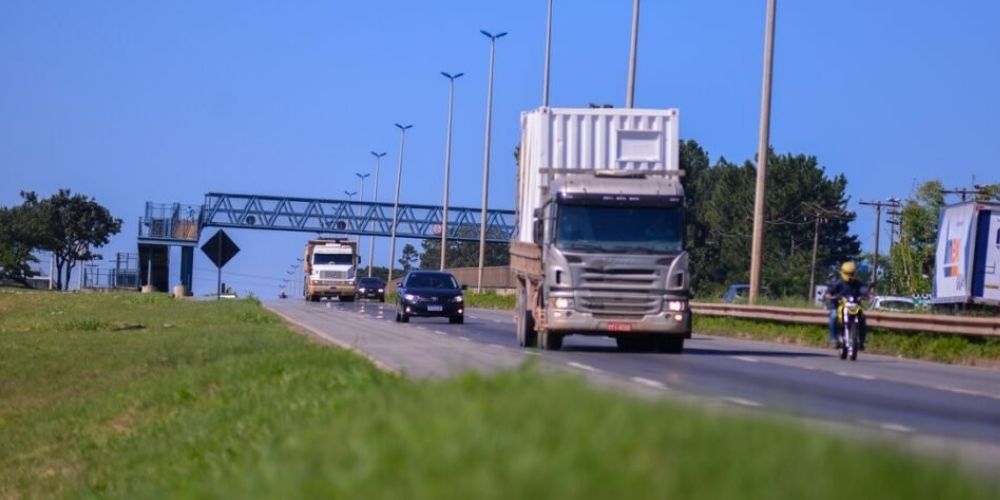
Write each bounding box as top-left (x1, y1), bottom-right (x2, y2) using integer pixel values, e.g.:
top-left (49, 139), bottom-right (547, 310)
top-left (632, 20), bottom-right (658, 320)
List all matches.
top-left (556, 204), bottom-right (682, 253)
top-left (405, 274), bottom-right (459, 289)
top-left (313, 253), bottom-right (353, 265)
top-left (880, 300), bottom-right (914, 310)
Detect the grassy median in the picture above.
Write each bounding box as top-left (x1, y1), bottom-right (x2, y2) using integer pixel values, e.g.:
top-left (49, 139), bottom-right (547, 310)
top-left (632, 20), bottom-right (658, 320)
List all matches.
top-left (0, 290), bottom-right (994, 499)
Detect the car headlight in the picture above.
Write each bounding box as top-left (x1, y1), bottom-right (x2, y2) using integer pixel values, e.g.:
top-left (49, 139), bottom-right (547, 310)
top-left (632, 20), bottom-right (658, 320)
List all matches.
top-left (453, 295), bottom-right (464, 303)
top-left (359, 288), bottom-right (366, 292)
top-left (667, 300), bottom-right (687, 311)
top-left (378, 288), bottom-right (384, 293)
top-left (403, 294), bottom-right (417, 301)
top-left (554, 297), bottom-right (572, 309)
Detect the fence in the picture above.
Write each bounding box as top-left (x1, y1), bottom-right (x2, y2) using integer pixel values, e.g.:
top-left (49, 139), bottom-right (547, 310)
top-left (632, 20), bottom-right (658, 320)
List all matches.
top-left (691, 302), bottom-right (1000, 337)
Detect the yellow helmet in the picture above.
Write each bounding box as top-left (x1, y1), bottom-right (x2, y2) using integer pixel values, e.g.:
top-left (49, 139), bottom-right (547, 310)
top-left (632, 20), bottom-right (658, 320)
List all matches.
top-left (839, 261), bottom-right (857, 281)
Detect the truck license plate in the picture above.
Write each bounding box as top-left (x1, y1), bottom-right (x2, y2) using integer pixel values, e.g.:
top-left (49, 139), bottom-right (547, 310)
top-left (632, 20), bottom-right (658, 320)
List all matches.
top-left (427, 305), bottom-right (443, 312)
top-left (607, 322), bottom-right (632, 332)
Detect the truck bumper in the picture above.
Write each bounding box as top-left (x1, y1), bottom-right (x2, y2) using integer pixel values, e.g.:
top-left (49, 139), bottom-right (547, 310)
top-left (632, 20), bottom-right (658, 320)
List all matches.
top-left (309, 285), bottom-right (356, 298)
top-left (544, 309), bottom-right (691, 337)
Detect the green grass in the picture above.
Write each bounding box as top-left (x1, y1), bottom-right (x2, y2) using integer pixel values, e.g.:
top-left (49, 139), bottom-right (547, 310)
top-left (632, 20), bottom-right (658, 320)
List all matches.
top-left (1, 293), bottom-right (995, 499)
top-left (463, 290), bottom-right (516, 310)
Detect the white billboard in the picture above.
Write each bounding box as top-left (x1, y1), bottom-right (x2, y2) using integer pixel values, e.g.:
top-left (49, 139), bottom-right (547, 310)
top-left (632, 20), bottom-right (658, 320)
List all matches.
top-left (934, 203), bottom-right (976, 301)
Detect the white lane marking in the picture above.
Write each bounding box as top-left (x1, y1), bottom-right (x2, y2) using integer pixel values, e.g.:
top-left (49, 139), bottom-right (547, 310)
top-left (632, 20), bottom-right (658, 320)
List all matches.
top-left (567, 361), bottom-right (601, 373)
top-left (459, 337), bottom-right (472, 342)
top-left (524, 351), bottom-right (541, 356)
top-left (731, 356), bottom-right (759, 363)
top-left (631, 377), bottom-right (667, 390)
top-left (723, 397), bottom-right (763, 408)
top-left (937, 386), bottom-right (982, 396)
top-left (415, 326), bottom-right (427, 330)
top-left (488, 344), bottom-right (506, 349)
top-left (878, 422), bottom-right (915, 433)
top-left (492, 319), bottom-right (505, 323)
top-left (433, 330), bottom-right (448, 336)
top-left (836, 371), bottom-right (875, 380)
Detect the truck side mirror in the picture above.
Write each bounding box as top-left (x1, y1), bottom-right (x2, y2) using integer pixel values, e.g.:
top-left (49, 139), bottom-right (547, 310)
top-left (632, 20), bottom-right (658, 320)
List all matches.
top-left (532, 208), bottom-right (544, 244)
top-left (461, 284), bottom-right (468, 290)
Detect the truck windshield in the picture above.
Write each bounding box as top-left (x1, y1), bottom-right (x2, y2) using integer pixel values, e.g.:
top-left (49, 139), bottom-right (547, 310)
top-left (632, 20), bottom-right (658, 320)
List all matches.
top-left (556, 204), bottom-right (682, 253)
top-left (313, 254), bottom-right (354, 265)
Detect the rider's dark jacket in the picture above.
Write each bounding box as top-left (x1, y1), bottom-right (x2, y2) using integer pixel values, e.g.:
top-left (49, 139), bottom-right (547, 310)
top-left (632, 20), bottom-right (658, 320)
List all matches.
top-left (826, 278), bottom-right (867, 310)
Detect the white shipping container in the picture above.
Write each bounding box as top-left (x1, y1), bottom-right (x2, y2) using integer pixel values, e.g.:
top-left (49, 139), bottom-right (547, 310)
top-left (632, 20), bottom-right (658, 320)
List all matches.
top-left (980, 211), bottom-right (1000, 302)
top-left (516, 107), bottom-right (680, 242)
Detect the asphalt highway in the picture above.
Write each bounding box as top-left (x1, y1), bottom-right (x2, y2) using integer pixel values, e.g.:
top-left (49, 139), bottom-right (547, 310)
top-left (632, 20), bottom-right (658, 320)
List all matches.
top-left (265, 298), bottom-right (1000, 474)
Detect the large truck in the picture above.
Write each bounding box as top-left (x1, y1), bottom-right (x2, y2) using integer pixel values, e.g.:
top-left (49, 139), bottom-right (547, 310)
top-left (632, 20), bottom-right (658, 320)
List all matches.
top-left (303, 238), bottom-right (358, 302)
top-left (932, 201), bottom-right (1000, 306)
top-left (511, 107), bottom-right (691, 352)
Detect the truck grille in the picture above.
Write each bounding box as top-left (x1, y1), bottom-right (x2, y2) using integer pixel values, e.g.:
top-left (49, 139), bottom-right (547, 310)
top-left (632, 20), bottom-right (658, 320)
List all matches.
top-left (577, 267), bottom-right (661, 317)
top-left (320, 270), bottom-right (348, 280)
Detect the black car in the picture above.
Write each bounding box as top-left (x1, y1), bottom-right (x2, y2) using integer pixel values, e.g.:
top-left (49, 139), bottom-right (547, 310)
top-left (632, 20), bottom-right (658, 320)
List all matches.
top-left (357, 277), bottom-right (386, 302)
top-left (395, 271), bottom-right (466, 324)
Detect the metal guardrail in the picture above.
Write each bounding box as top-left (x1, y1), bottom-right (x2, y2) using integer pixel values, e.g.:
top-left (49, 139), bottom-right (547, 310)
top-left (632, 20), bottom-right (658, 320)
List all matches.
top-left (690, 302), bottom-right (1000, 337)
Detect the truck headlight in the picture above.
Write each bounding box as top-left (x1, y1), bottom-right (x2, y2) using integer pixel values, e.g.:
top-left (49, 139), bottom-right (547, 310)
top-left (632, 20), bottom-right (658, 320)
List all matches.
top-left (554, 298), bottom-right (572, 309)
top-left (667, 300), bottom-right (687, 311)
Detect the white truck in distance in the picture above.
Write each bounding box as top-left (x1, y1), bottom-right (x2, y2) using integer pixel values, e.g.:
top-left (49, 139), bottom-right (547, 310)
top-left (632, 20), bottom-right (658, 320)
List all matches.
top-left (511, 107), bottom-right (691, 352)
top-left (303, 238), bottom-right (358, 302)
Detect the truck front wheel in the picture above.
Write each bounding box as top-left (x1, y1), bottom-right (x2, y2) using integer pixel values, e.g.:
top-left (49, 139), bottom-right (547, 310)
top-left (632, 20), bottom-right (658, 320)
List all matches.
top-left (515, 286), bottom-right (538, 348)
top-left (539, 332), bottom-right (563, 351)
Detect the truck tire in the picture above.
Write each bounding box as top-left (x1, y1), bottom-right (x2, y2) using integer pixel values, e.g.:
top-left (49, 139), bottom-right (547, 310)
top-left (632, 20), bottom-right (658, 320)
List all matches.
top-left (539, 332), bottom-right (563, 351)
top-left (616, 336), bottom-right (646, 352)
top-left (308, 295), bottom-right (319, 303)
top-left (658, 337), bottom-right (684, 354)
top-left (516, 286), bottom-right (538, 348)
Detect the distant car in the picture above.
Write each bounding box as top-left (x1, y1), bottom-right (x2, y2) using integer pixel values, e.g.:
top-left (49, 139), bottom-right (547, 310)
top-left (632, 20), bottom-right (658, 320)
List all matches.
top-left (357, 277), bottom-right (386, 302)
top-left (870, 295), bottom-right (915, 312)
top-left (394, 271), bottom-right (466, 324)
top-left (722, 284), bottom-right (772, 304)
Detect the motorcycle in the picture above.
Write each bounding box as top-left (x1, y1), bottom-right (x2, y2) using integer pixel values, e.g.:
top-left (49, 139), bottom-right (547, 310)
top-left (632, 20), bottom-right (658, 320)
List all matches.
top-left (837, 295), bottom-right (864, 361)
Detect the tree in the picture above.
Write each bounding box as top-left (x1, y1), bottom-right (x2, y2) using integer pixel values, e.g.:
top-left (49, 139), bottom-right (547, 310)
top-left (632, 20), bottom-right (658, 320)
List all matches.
top-left (22, 190), bottom-right (123, 290)
top-left (887, 181), bottom-right (943, 295)
top-left (398, 244), bottom-right (420, 272)
top-left (0, 203), bottom-right (41, 285)
top-left (419, 227), bottom-right (510, 270)
top-left (682, 144), bottom-right (860, 297)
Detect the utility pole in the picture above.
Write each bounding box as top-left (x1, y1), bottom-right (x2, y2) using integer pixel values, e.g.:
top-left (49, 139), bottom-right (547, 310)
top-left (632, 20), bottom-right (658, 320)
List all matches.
top-left (749, 0), bottom-right (778, 304)
top-left (808, 215), bottom-right (822, 303)
top-left (943, 185), bottom-right (994, 202)
top-left (859, 200), bottom-right (897, 290)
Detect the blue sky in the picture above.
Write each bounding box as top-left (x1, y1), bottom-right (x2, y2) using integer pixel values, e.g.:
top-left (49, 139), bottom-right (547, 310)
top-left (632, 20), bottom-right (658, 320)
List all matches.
top-left (2, 1), bottom-right (998, 296)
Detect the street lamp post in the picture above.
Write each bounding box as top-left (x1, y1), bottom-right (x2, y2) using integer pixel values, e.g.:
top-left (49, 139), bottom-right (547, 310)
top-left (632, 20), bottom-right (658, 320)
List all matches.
top-left (542, 0), bottom-right (554, 106)
top-left (440, 71), bottom-right (464, 271)
top-left (368, 152), bottom-right (386, 277)
top-left (388, 124), bottom-right (412, 286)
top-left (748, 0), bottom-right (778, 304)
top-left (625, 0), bottom-right (641, 108)
top-left (477, 29), bottom-right (507, 292)
top-left (356, 172), bottom-right (370, 263)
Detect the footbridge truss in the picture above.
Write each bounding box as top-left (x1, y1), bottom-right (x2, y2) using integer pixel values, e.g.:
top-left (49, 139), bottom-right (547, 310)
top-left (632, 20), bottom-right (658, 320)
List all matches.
top-left (138, 192), bottom-right (517, 245)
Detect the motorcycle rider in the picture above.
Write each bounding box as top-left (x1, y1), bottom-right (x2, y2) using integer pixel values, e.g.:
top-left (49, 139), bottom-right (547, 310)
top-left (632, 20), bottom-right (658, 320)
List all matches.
top-left (823, 261), bottom-right (869, 350)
